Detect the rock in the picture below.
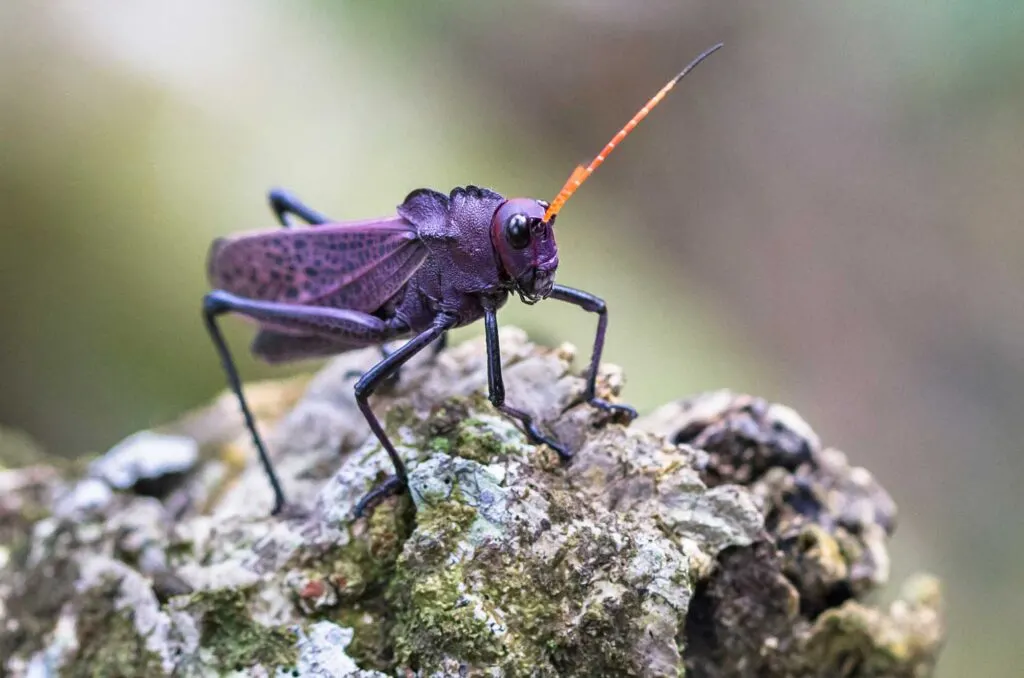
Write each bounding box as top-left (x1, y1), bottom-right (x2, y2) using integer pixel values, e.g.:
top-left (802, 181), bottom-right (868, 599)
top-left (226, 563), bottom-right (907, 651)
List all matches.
top-left (51, 478), bottom-right (113, 521)
top-left (0, 329), bottom-right (945, 676)
top-left (0, 426), bottom-right (52, 471)
top-left (639, 391), bottom-right (940, 677)
top-left (88, 431), bottom-right (199, 495)
top-left (294, 621), bottom-right (386, 677)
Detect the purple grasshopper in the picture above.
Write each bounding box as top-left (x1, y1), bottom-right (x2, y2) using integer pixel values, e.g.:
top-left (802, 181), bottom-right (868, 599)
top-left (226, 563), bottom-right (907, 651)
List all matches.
top-left (203, 44), bottom-right (723, 516)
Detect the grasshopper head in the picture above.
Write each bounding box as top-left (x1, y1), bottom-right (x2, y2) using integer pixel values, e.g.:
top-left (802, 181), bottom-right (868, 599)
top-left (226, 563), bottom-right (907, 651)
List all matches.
top-left (490, 198), bottom-right (558, 304)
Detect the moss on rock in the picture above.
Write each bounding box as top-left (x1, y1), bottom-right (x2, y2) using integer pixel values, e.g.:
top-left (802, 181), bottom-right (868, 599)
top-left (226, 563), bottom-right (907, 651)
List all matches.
top-left (420, 395), bottom-right (528, 465)
top-left (62, 575), bottom-right (164, 678)
top-left (391, 562), bottom-right (502, 669)
top-left (382, 451), bottom-right (701, 676)
top-left (0, 525), bottom-right (81, 664)
top-left (336, 494), bottom-right (413, 600)
top-left (332, 601), bottom-right (392, 671)
top-left (801, 574), bottom-right (944, 678)
top-left (186, 586), bottom-right (299, 673)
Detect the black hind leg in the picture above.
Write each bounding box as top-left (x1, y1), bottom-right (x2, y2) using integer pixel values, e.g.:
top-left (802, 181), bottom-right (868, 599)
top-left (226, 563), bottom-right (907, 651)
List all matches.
top-left (267, 187), bottom-right (332, 227)
top-left (201, 290), bottom-right (402, 516)
top-left (203, 297), bottom-right (288, 514)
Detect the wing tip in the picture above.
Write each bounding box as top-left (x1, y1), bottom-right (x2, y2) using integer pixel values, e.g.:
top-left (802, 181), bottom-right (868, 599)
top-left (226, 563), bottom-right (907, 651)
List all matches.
top-left (206, 237), bottom-right (229, 286)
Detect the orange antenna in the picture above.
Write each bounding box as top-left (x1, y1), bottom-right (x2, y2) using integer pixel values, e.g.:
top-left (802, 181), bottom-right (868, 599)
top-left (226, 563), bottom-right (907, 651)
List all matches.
top-left (544, 42), bottom-right (724, 222)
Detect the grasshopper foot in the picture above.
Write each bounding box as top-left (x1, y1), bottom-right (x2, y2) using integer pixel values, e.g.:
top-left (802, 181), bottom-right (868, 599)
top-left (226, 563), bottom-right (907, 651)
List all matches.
top-left (588, 397), bottom-right (638, 422)
top-left (522, 419), bottom-right (571, 460)
top-left (563, 391), bottom-right (638, 424)
top-left (353, 475), bottom-right (406, 518)
top-left (272, 500), bottom-right (312, 521)
top-left (498, 404), bottom-right (572, 461)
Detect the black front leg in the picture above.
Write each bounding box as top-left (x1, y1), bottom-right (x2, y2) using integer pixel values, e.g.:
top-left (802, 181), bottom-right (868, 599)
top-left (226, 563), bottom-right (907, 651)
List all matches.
top-left (380, 331), bottom-right (448, 361)
top-left (483, 303), bottom-right (570, 459)
top-left (549, 284), bottom-right (637, 421)
top-left (267, 187), bottom-right (332, 227)
top-left (343, 331), bottom-right (450, 387)
top-left (352, 314), bottom-right (458, 516)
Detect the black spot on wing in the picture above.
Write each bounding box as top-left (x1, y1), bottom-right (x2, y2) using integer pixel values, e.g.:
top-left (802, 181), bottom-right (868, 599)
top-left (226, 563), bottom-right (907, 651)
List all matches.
top-left (310, 239), bottom-right (428, 313)
top-left (207, 218), bottom-right (421, 304)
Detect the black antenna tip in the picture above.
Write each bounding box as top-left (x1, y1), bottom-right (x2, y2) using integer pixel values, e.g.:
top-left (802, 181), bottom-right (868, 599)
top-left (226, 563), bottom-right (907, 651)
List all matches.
top-left (673, 42), bottom-right (725, 84)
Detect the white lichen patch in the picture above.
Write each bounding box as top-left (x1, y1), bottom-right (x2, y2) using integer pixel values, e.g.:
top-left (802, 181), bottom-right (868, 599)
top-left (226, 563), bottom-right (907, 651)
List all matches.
top-left (51, 478), bottom-right (113, 520)
top-left (24, 611), bottom-right (78, 678)
top-left (292, 621), bottom-right (386, 677)
top-left (88, 430), bottom-right (198, 490)
top-left (78, 556), bottom-right (196, 673)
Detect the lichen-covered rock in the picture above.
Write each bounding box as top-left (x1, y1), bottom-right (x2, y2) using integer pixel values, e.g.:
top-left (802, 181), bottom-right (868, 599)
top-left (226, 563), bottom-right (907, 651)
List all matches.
top-left (0, 329), bottom-right (944, 676)
top-left (639, 391), bottom-right (942, 677)
top-left (87, 430), bottom-right (199, 496)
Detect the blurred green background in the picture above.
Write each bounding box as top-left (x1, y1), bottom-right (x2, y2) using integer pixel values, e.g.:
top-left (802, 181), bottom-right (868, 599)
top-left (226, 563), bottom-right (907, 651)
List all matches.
top-left (2, 2), bottom-right (1021, 675)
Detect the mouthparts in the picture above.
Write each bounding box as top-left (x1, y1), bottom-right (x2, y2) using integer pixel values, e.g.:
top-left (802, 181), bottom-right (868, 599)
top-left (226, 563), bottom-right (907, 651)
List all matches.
top-left (517, 266), bottom-right (556, 304)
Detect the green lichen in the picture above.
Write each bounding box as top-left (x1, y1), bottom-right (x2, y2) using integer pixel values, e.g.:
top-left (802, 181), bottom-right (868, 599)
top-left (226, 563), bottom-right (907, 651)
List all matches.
top-left (540, 532), bottom-right (660, 676)
top-left (302, 490), bottom-right (483, 671)
top-left (334, 602), bottom-right (392, 671)
top-left (801, 600), bottom-right (939, 678)
top-left (390, 562), bottom-right (502, 669)
top-left (383, 402), bottom-right (420, 437)
top-left (186, 586), bottom-right (298, 673)
top-left (0, 499), bottom-right (50, 549)
top-left (451, 418), bottom-right (513, 463)
top-left (427, 436), bottom-right (452, 455)
top-left (287, 495), bottom-right (414, 669)
top-left (365, 493), bottom-right (415, 563)
top-left (421, 397), bottom-right (474, 438)
top-left (307, 493), bottom-right (413, 605)
top-left (61, 576), bottom-right (164, 678)
top-left (164, 536), bottom-right (195, 565)
top-left (386, 482), bottom-right (664, 676)
top-left (420, 396), bottom-right (525, 465)
top-left (388, 527), bottom-right (662, 676)
top-left (414, 497), bottom-right (478, 553)
top-left (0, 518), bottom-right (36, 574)
top-left (387, 497), bottom-right (496, 669)
top-left (466, 550), bottom-right (570, 673)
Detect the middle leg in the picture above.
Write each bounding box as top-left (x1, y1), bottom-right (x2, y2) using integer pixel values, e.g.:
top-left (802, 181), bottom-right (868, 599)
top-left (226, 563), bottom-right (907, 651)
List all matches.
top-left (352, 314), bottom-right (457, 516)
top-left (482, 303), bottom-right (570, 459)
top-left (379, 331), bottom-right (448, 364)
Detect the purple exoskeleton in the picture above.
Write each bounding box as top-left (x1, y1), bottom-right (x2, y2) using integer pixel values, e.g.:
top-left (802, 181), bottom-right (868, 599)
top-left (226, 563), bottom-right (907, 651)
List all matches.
top-left (202, 44), bottom-right (723, 516)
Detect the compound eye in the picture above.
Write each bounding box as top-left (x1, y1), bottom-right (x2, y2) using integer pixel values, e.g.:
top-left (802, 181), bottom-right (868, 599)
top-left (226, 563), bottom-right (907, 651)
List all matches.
top-left (504, 213), bottom-right (531, 250)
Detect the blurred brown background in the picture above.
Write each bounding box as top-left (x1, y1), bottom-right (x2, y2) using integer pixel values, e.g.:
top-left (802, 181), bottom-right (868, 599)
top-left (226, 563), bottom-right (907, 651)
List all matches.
top-left (1, 2), bottom-right (1021, 675)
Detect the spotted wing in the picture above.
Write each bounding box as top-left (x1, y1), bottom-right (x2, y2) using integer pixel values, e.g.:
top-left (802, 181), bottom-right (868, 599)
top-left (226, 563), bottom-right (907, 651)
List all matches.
top-left (207, 216), bottom-right (426, 313)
